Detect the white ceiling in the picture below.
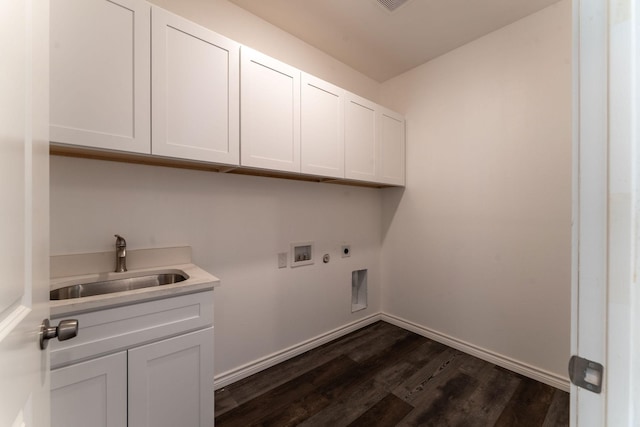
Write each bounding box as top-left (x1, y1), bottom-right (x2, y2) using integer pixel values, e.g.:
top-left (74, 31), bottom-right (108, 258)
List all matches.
top-left (228, 0), bottom-right (564, 82)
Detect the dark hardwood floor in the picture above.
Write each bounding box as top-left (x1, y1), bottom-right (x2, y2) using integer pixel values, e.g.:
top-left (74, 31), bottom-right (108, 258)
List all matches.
top-left (215, 321), bottom-right (569, 426)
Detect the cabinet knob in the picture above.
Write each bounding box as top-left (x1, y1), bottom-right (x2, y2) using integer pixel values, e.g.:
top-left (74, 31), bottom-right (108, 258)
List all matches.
top-left (39, 318), bottom-right (79, 350)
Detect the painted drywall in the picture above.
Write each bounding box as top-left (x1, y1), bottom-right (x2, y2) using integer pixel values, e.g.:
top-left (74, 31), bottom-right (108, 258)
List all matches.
top-left (379, 0), bottom-right (572, 380)
top-left (148, 0), bottom-right (381, 102)
top-left (50, 156), bottom-right (382, 376)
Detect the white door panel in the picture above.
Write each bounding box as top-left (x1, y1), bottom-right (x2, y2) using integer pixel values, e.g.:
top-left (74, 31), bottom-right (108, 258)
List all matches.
top-left (301, 73), bottom-right (345, 178)
top-left (50, 0), bottom-right (150, 153)
top-left (0, 1), bottom-right (50, 426)
top-left (378, 108), bottom-right (405, 185)
top-left (152, 7), bottom-right (240, 164)
top-left (345, 93), bottom-right (377, 181)
top-left (128, 328), bottom-right (214, 427)
top-left (51, 352), bottom-right (127, 427)
top-left (240, 47), bottom-right (301, 172)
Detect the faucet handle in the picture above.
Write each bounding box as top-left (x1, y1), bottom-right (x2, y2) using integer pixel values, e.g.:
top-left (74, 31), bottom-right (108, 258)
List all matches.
top-left (114, 234), bottom-right (126, 247)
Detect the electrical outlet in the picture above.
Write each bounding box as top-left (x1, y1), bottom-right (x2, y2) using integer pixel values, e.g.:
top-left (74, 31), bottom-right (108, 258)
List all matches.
top-left (341, 245), bottom-right (351, 258)
top-left (278, 252), bottom-right (287, 268)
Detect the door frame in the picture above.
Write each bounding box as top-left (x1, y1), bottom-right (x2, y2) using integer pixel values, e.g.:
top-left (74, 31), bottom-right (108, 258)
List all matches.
top-left (571, 0), bottom-right (638, 425)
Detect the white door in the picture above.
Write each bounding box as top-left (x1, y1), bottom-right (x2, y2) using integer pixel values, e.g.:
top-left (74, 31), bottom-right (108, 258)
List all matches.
top-left (572, 0), bottom-right (638, 425)
top-left (152, 7), bottom-right (240, 165)
top-left (0, 1), bottom-right (50, 426)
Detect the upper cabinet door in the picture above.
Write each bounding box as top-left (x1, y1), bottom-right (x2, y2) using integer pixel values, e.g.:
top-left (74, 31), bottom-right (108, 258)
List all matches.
top-left (50, 0), bottom-right (150, 153)
top-left (152, 8), bottom-right (240, 165)
top-left (378, 107), bottom-right (405, 185)
top-left (344, 93), bottom-right (377, 181)
top-left (301, 74), bottom-right (345, 179)
top-left (240, 47), bottom-right (301, 173)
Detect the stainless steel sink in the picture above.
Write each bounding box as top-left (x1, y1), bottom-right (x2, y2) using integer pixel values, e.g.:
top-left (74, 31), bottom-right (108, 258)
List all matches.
top-left (50, 273), bottom-right (189, 300)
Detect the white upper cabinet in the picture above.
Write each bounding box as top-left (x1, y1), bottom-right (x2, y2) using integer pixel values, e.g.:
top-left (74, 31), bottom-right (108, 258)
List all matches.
top-left (344, 92), bottom-right (406, 185)
top-left (152, 8), bottom-right (240, 165)
top-left (240, 47), bottom-right (301, 173)
top-left (50, 2), bottom-right (405, 186)
top-left (344, 93), bottom-right (378, 182)
top-left (50, 0), bottom-right (150, 153)
top-left (301, 74), bottom-right (345, 179)
top-left (378, 107), bottom-right (406, 185)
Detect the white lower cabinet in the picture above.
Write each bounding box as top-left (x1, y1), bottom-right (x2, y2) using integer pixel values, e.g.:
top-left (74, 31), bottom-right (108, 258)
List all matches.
top-left (128, 328), bottom-right (214, 427)
top-left (50, 291), bottom-right (215, 427)
top-left (52, 352), bottom-right (127, 427)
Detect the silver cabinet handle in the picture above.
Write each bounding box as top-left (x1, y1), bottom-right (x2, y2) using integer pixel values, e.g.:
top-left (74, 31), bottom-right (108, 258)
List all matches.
top-left (39, 318), bottom-right (79, 350)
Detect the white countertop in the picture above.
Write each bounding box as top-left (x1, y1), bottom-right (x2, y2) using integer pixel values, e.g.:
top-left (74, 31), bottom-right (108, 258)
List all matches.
top-left (50, 247), bottom-right (220, 317)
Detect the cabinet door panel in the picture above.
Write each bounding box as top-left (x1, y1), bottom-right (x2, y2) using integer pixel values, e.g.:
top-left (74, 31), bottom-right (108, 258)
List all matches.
top-left (128, 327), bottom-right (214, 427)
top-left (378, 108), bottom-right (405, 185)
top-left (152, 8), bottom-right (239, 164)
top-left (301, 74), bottom-right (345, 178)
top-left (51, 352), bottom-right (127, 427)
top-left (241, 47), bottom-right (301, 172)
top-left (50, 0), bottom-right (150, 153)
top-left (345, 93), bottom-right (377, 181)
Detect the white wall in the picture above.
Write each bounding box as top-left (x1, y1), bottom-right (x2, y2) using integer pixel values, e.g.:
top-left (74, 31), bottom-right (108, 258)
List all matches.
top-left (379, 0), bottom-right (572, 382)
top-left (50, 156), bottom-right (382, 377)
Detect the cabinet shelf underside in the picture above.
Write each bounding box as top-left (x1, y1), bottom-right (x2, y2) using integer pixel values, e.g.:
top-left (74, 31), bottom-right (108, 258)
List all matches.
top-left (50, 143), bottom-right (398, 189)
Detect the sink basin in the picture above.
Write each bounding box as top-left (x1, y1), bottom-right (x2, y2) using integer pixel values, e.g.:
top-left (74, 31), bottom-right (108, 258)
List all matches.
top-left (50, 272), bottom-right (189, 300)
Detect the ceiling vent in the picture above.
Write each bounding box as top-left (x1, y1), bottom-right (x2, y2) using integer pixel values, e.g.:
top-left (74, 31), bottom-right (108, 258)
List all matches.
top-left (375, 0), bottom-right (411, 13)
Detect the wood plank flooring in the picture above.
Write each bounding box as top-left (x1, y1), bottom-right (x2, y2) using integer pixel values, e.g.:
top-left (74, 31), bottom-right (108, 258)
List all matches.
top-left (215, 321), bottom-right (569, 426)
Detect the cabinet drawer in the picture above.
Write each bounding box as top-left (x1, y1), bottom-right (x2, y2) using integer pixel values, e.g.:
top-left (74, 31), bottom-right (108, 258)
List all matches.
top-left (51, 290), bottom-right (213, 369)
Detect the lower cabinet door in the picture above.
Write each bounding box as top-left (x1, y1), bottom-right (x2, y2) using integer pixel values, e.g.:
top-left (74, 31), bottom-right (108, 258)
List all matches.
top-left (51, 351), bottom-right (127, 427)
top-left (128, 327), bottom-right (214, 427)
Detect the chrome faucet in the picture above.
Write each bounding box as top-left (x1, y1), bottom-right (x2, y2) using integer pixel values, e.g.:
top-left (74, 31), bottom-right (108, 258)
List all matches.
top-left (114, 234), bottom-right (127, 272)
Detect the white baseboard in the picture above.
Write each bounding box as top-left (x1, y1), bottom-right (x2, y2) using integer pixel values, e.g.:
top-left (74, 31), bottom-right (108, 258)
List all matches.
top-left (214, 312), bottom-right (570, 392)
top-left (381, 313), bottom-right (571, 392)
top-left (214, 313), bottom-right (382, 389)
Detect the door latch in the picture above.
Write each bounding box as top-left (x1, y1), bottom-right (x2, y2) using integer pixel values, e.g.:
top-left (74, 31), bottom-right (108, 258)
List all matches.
top-left (568, 355), bottom-right (603, 393)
